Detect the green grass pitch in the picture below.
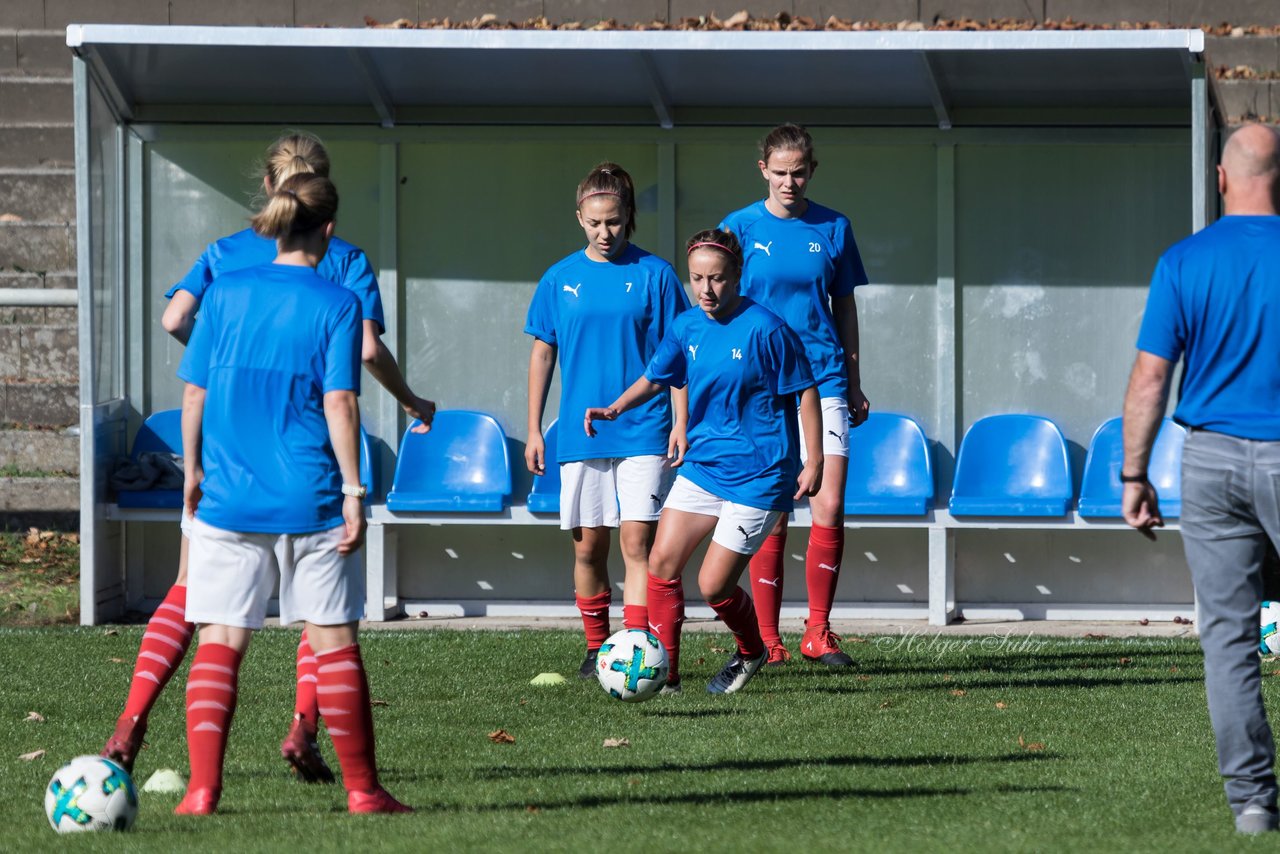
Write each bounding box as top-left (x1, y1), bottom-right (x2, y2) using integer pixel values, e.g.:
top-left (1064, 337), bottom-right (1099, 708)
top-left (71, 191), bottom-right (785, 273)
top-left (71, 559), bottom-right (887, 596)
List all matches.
top-left (2, 626), bottom-right (1277, 852)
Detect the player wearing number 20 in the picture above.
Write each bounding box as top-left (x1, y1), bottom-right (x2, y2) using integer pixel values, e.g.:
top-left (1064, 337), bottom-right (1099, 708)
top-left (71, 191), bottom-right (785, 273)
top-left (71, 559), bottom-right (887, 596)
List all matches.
top-left (720, 123), bottom-right (871, 669)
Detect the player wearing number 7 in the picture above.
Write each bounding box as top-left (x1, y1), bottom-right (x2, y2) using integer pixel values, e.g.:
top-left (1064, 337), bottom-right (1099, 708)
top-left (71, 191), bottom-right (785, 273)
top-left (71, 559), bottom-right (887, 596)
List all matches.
top-left (586, 229), bottom-right (823, 695)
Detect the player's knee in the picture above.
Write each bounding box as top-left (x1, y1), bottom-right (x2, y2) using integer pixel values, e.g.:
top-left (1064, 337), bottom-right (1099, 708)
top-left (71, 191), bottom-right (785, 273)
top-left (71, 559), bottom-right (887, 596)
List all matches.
top-left (698, 576), bottom-right (732, 602)
top-left (809, 490), bottom-right (844, 526)
top-left (647, 548), bottom-right (681, 581)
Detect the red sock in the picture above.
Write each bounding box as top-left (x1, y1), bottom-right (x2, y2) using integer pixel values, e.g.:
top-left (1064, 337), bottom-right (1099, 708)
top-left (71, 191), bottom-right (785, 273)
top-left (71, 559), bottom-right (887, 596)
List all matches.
top-left (576, 590), bottom-right (612, 652)
top-left (708, 588), bottom-right (765, 658)
top-left (622, 604), bottom-right (649, 631)
top-left (121, 584), bottom-right (194, 723)
top-left (647, 575), bottom-right (685, 684)
top-left (316, 644), bottom-right (379, 793)
top-left (748, 530), bottom-right (787, 647)
top-left (294, 631), bottom-right (319, 732)
top-left (806, 524), bottom-right (845, 629)
top-left (185, 642), bottom-right (242, 793)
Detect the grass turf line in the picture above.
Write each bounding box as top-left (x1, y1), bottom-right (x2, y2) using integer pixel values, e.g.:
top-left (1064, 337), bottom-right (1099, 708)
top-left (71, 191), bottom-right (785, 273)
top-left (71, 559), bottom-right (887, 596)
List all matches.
top-left (0, 627), bottom-right (1275, 851)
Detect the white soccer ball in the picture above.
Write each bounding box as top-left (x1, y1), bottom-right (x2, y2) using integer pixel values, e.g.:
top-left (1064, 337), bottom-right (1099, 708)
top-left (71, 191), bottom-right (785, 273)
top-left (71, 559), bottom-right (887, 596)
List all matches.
top-left (44, 756), bottom-right (138, 833)
top-left (596, 629), bottom-right (669, 703)
top-left (1262, 601), bottom-right (1280, 655)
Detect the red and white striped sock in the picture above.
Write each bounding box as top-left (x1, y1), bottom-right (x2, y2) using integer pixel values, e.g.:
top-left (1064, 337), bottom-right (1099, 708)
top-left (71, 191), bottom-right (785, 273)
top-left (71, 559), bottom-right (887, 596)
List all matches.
top-left (120, 584), bottom-right (194, 723)
top-left (294, 631), bottom-right (319, 731)
top-left (748, 531), bottom-right (787, 647)
top-left (184, 642), bottom-right (242, 794)
top-left (646, 575), bottom-right (685, 684)
top-left (805, 524), bottom-right (845, 629)
top-left (708, 588), bottom-right (765, 658)
top-left (575, 590), bottom-right (612, 652)
top-left (622, 603), bottom-right (649, 631)
top-left (316, 644), bottom-right (379, 793)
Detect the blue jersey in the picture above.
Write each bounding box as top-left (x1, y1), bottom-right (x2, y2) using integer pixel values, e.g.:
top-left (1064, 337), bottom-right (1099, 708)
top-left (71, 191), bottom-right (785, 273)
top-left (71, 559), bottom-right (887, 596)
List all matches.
top-left (166, 227), bottom-right (385, 333)
top-left (1137, 215), bottom-right (1280, 440)
top-left (645, 298), bottom-right (814, 511)
top-left (178, 263), bottom-right (363, 534)
top-left (525, 244), bottom-right (690, 463)
top-left (720, 200), bottom-right (868, 398)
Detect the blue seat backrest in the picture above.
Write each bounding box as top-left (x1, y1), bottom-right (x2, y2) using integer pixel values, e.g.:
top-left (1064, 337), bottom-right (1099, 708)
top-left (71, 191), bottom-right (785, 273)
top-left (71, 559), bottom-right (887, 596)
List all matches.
top-left (359, 425), bottom-right (379, 501)
top-left (131, 409), bottom-right (183, 457)
top-left (949, 414), bottom-right (1073, 517)
top-left (527, 420), bottom-right (560, 513)
top-left (1078, 416), bottom-right (1184, 519)
top-left (844, 413), bottom-right (934, 515)
top-left (387, 410), bottom-right (512, 512)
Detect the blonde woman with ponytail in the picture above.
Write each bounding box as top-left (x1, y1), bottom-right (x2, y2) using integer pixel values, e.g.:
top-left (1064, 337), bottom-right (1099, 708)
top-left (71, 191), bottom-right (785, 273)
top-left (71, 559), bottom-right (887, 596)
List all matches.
top-left (105, 133), bottom-right (429, 787)
top-left (173, 173), bottom-right (409, 816)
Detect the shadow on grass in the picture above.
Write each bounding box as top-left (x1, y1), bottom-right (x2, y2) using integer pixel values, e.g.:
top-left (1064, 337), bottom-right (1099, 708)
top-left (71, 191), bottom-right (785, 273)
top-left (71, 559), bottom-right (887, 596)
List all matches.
top-left (467, 749), bottom-right (1057, 780)
top-left (640, 707), bottom-right (738, 719)
top-left (784, 673), bottom-right (1201, 695)
top-left (411, 781), bottom-right (1075, 814)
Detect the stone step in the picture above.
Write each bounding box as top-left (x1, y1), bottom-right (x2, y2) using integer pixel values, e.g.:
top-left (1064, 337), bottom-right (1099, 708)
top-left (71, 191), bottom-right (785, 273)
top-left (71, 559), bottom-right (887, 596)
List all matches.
top-left (1, 380), bottom-right (77, 428)
top-left (0, 169), bottom-right (74, 222)
top-left (0, 475), bottom-right (78, 513)
top-left (1217, 79), bottom-right (1274, 122)
top-left (0, 124), bottom-right (74, 170)
top-left (0, 428), bottom-right (78, 474)
top-left (1207, 35), bottom-right (1280, 73)
top-left (0, 75), bottom-right (71, 124)
top-left (0, 324), bottom-right (77, 383)
top-left (0, 221), bottom-right (75, 270)
top-left (0, 269), bottom-right (76, 325)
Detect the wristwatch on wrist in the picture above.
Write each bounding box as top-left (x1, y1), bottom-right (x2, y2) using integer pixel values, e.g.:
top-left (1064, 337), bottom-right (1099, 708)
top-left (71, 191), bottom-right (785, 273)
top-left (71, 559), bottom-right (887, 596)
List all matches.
top-left (341, 483), bottom-right (368, 499)
top-left (1118, 471), bottom-right (1148, 484)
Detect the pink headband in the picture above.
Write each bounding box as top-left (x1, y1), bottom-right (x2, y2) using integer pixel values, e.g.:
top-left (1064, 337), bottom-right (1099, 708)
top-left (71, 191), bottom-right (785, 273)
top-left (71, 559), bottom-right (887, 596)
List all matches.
top-left (687, 241), bottom-right (735, 256)
top-left (578, 190), bottom-right (622, 204)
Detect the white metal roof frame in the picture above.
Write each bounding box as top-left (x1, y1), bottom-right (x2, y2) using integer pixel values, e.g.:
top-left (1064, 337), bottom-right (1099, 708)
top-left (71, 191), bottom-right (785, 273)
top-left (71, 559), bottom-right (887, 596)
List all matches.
top-left (66, 25), bottom-right (1215, 130)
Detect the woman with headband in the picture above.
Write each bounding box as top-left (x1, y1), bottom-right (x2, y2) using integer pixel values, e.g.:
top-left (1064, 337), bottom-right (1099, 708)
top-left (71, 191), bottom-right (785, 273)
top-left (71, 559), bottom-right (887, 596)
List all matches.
top-left (104, 132), bottom-right (435, 785)
top-left (585, 229), bottom-right (823, 695)
top-left (525, 162), bottom-right (691, 677)
top-left (720, 123), bottom-right (871, 669)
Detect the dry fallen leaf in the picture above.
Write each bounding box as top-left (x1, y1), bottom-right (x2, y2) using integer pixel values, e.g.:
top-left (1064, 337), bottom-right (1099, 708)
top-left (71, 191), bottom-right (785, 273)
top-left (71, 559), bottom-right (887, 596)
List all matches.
top-left (108, 657), bottom-right (124, 663)
top-left (845, 636), bottom-right (868, 644)
top-left (488, 729), bottom-right (516, 744)
top-left (104, 629), bottom-right (118, 636)
top-left (708, 645), bottom-right (729, 654)
top-left (950, 689), bottom-right (967, 697)
top-left (371, 699), bottom-right (389, 707)
top-left (1083, 632), bottom-right (1108, 639)
top-left (603, 737), bottom-right (631, 749)
top-left (995, 701), bottom-right (1007, 710)
top-left (19, 749), bottom-right (45, 761)
top-left (525, 805), bottom-right (540, 814)
top-left (857, 675), bottom-right (872, 682)
top-left (879, 699), bottom-right (894, 709)
top-left (1169, 666), bottom-right (1179, 673)
top-left (24, 712), bottom-right (44, 723)
top-left (1018, 735), bottom-right (1045, 751)
top-left (1118, 657), bottom-right (1133, 666)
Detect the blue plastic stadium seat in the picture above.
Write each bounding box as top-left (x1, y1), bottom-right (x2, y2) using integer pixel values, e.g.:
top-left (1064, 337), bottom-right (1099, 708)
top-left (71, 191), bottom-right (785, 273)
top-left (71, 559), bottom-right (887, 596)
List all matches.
top-left (119, 409), bottom-right (381, 508)
top-left (949, 414), bottom-right (1073, 517)
top-left (386, 410), bottom-right (512, 512)
top-left (844, 413), bottom-right (934, 515)
top-left (1078, 417), bottom-right (1184, 519)
top-left (117, 409), bottom-right (184, 509)
top-left (526, 420), bottom-right (560, 514)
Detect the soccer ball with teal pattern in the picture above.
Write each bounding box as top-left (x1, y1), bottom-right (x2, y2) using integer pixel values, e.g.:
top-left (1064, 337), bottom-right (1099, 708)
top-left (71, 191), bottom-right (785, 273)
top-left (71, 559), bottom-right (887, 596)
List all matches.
top-left (596, 629), bottom-right (669, 703)
top-left (45, 755), bottom-right (138, 832)
top-left (1262, 601), bottom-right (1280, 655)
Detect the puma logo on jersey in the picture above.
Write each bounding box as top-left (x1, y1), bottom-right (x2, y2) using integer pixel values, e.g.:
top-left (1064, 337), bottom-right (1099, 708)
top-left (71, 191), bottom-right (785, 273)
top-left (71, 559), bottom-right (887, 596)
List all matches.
top-left (650, 494), bottom-right (661, 503)
top-left (754, 241), bottom-right (773, 257)
top-left (756, 577), bottom-right (780, 588)
top-left (818, 562), bottom-right (840, 574)
top-left (737, 525), bottom-right (750, 540)
top-left (828, 429), bottom-right (845, 441)
top-left (688, 345), bottom-right (699, 360)
top-left (731, 348), bottom-right (743, 360)
top-left (563, 283), bottom-right (581, 297)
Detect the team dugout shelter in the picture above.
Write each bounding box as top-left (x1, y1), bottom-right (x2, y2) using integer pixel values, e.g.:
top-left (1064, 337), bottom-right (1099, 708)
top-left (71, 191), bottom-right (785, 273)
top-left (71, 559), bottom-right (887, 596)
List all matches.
top-left (70, 24), bottom-right (1221, 627)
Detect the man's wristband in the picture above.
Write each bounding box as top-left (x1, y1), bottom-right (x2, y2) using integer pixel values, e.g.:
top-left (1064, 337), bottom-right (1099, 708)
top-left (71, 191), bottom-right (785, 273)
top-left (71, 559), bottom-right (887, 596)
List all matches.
top-left (342, 483), bottom-right (368, 499)
top-left (1118, 471), bottom-right (1149, 484)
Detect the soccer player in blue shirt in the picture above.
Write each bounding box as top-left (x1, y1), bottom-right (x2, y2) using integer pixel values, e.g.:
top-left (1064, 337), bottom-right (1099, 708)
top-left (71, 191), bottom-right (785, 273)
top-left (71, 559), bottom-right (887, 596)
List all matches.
top-left (174, 173), bottom-right (409, 816)
top-left (526, 163), bottom-right (691, 677)
top-left (720, 124), bottom-right (871, 668)
top-left (104, 134), bottom-right (432, 783)
top-left (586, 229), bottom-right (823, 694)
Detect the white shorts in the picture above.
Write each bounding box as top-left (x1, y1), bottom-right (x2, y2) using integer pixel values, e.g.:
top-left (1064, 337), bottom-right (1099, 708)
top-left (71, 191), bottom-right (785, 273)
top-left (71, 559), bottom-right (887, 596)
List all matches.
top-left (180, 511), bottom-right (194, 537)
top-left (185, 517), bottom-right (364, 629)
top-left (560, 455), bottom-right (674, 530)
top-left (799, 396), bottom-right (851, 461)
top-left (662, 476), bottom-right (783, 556)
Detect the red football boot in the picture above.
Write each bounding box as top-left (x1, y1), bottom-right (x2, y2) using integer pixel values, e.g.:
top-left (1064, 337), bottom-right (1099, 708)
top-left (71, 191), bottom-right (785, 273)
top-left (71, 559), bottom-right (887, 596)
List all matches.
top-left (800, 622), bottom-right (855, 668)
top-left (348, 786), bottom-right (414, 814)
top-left (102, 715), bottom-right (146, 774)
